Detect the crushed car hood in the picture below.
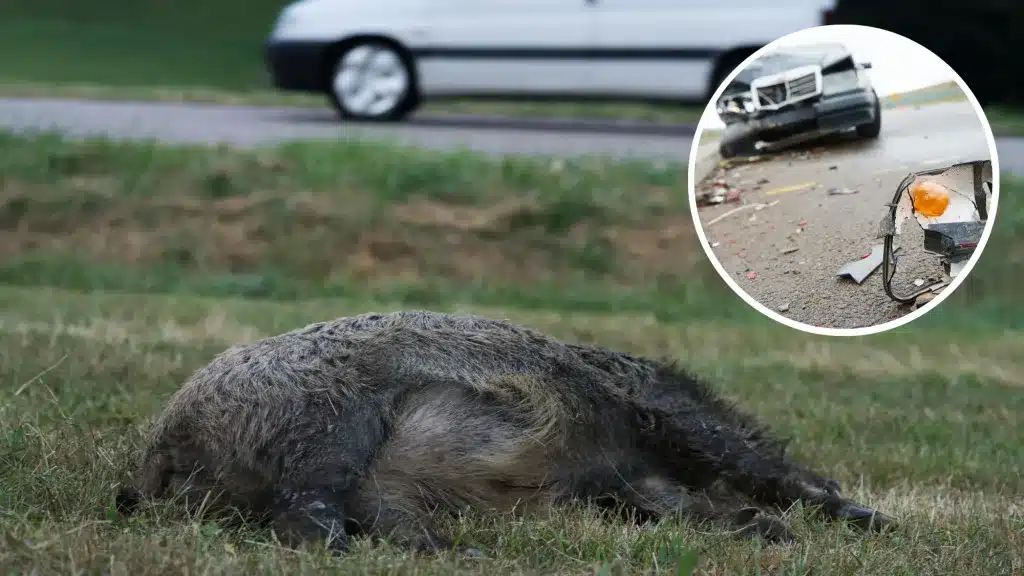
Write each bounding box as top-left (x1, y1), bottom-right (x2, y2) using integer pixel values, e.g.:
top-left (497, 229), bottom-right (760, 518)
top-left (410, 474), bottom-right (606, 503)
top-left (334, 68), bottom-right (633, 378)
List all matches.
top-left (724, 42), bottom-right (855, 94)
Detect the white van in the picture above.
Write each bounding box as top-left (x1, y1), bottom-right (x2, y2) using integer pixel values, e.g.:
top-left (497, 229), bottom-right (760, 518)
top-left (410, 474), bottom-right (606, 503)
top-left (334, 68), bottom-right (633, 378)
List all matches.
top-left (264, 0), bottom-right (838, 121)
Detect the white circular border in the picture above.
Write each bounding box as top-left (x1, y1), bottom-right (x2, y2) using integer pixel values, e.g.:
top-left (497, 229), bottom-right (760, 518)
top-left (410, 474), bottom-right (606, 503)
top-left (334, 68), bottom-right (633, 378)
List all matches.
top-left (687, 24), bottom-right (1002, 338)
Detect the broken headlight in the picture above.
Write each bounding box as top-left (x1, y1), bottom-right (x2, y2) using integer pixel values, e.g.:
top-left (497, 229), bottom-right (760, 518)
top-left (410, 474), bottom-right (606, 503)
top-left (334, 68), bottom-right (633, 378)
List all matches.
top-left (821, 69), bottom-right (861, 96)
top-left (717, 93), bottom-right (754, 115)
top-left (878, 159), bottom-right (993, 304)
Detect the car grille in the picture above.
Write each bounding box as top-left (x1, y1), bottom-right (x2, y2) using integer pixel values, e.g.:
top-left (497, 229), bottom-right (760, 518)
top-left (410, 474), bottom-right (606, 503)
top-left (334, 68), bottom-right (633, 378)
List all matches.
top-left (755, 71), bottom-right (820, 108)
top-left (787, 73), bottom-right (817, 97)
top-left (756, 83), bottom-right (787, 106)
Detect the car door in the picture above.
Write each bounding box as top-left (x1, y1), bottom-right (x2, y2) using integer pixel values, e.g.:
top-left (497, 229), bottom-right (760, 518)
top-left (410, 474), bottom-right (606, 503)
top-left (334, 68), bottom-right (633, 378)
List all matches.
top-left (414, 0), bottom-right (597, 97)
top-left (590, 0), bottom-right (836, 101)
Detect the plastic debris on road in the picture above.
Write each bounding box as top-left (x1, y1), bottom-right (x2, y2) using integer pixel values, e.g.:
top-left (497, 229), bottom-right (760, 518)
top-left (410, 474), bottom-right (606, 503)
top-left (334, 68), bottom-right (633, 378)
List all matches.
top-left (837, 244), bottom-right (901, 284)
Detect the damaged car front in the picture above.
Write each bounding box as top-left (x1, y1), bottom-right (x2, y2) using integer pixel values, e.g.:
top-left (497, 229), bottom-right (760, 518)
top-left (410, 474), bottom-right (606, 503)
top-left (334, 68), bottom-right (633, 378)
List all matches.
top-left (716, 43), bottom-right (882, 158)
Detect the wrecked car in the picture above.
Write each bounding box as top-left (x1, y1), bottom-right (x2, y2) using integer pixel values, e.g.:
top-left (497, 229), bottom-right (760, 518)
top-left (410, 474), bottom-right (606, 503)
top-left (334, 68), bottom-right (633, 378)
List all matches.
top-left (716, 42), bottom-right (881, 158)
top-left (877, 159), bottom-right (993, 306)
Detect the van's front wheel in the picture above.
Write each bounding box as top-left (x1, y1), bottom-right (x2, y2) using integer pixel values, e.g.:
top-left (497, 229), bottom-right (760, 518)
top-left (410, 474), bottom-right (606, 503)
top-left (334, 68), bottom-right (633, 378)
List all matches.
top-left (856, 93), bottom-right (882, 139)
top-left (327, 40), bottom-right (419, 122)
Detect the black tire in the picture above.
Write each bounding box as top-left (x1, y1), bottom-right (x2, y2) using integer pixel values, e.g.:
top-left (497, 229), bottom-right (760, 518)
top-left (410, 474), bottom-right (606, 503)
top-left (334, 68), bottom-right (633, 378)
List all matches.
top-left (326, 39), bottom-right (420, 122)
top-left (856, 92), bottom-right (882, 139)
top-left (718, 124), bottom-right (758, 159)
top-left (719, 139), bottom-right (758, 159)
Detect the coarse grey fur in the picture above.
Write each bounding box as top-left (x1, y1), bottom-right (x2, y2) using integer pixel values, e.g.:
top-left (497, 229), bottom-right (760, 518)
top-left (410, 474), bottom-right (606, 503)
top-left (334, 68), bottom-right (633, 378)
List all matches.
top-left (116, 311), bottom-right (894, 553)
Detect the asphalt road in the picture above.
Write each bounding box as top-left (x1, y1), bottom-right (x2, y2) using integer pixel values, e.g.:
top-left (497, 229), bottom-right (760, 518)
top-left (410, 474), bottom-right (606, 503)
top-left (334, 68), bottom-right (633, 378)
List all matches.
top-left (0, 97), bottom-right (692, 161)
top-left (694, 100), bottom-right (997, 330)
top-left (0, 96), bottom-right (1019, 169)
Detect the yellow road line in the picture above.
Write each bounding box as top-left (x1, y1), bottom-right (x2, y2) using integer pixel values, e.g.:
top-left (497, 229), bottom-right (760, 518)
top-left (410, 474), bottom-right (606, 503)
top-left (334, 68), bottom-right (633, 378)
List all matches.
top-left (764, 181), bottom-right (816, 196)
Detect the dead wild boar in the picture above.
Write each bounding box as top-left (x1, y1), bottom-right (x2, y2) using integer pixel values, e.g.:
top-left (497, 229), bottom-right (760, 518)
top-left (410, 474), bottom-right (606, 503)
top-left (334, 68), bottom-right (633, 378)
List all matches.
top-left (116, 311), bottom-right (894, 554)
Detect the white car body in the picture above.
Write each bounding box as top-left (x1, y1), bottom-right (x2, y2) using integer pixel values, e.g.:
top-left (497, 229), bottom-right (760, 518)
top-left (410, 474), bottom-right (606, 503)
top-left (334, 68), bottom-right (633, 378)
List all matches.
top-left (265, 0), bottom-right (837, 120)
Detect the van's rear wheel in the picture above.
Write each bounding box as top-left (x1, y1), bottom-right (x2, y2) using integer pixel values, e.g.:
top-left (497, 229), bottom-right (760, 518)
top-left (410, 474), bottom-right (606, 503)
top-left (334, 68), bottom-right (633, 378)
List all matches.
top-left (328, 40), bottom-right (418, 122)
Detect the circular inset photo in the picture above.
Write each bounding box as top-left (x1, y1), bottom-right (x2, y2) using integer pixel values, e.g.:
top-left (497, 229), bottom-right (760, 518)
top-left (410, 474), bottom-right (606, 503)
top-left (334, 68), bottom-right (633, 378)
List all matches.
top-left (688, 24), bottom-right (999, 336)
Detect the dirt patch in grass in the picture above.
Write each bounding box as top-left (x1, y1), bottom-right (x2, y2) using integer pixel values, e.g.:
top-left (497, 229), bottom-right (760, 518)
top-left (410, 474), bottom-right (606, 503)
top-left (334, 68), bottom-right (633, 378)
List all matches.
top-left (0, 132), bottom-right (696, 295)
top-left (0, 182), bottom-right (700, 288)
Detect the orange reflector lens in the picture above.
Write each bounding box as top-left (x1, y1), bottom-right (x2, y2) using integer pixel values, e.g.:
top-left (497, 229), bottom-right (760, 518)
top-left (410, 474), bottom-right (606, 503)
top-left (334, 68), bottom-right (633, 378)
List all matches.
top-left (910, 180), bottom-right (950, 217)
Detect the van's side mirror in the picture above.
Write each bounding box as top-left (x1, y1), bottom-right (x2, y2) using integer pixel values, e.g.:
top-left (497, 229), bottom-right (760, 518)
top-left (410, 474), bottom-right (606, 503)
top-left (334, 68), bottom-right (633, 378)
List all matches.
top-left (860, 62), bottom-right (873, 69)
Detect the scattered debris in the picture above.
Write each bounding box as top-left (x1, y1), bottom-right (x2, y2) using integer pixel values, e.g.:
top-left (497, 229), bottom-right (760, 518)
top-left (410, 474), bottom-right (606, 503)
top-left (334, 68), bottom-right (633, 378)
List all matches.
top-left (949, 260), bottom-right (967, 278)
top-left (827, 187), bottom-right (859, 196)
top-left (781, 246), bottom-right (800, 255)
top-left (708, 180), bottom-right (730, 204)
top-left (913, 291), bottom-right (939, 309)
top-left (778, 303), bottom-right (790, 312)
top-left (707, 202), bottom-right (774, 226)
top-left (828, 165), bottom-right (838, 170)
top-left (746, 271), bottom-right (757, 280)
top-left (913, 278), bottom-right (925, 287)
top-left (765, 181), bottom-right (816, 196)
top-left (719, 154), bottom-right (776, 168)
top-left (837, 244), bottom-right (901, 284)
top-left (696, 173), bottom-right (745, 206)
top-left (711, 242), bottom-right (720, 247)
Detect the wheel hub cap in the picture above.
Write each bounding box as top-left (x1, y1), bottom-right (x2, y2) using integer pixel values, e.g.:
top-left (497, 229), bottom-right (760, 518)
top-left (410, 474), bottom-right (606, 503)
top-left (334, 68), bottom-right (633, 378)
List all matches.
top-left (333, 45), bottom-right (409, 117)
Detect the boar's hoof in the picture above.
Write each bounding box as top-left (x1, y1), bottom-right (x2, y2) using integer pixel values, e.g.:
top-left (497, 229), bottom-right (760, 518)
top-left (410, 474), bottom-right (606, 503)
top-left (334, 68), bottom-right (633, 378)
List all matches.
top-left (837, 503), bottom-right (896, 532)
top-left (458, 546), bottom-right (487, 558)
top-left (741, 517), bottom-right (797, 544)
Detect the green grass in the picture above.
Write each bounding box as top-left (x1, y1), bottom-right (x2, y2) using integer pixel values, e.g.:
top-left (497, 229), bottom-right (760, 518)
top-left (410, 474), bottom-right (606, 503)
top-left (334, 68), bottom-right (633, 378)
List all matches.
top-left (880, 81), bottom-right (967, 109)
top-left (0, 130), bottom-right (704, 320)
top-left (0, 133), bottom-right (1022, 573)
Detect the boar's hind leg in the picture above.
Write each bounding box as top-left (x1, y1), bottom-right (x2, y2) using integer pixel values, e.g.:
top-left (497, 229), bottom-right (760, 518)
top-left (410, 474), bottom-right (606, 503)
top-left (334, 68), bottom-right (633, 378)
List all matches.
top-left (644, 365), bottom-right (895, 532)
top-left (703, 435), bottom-right (892, 531)
top-left (582, 473), bottom-right (796, 544)
top-left (656, 404), bottom-right (894, 532)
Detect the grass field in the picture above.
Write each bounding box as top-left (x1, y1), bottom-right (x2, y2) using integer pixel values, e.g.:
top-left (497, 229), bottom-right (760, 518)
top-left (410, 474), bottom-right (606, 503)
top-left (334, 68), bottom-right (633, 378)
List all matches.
top-left (0, 132), bottom-right (1022, 574)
